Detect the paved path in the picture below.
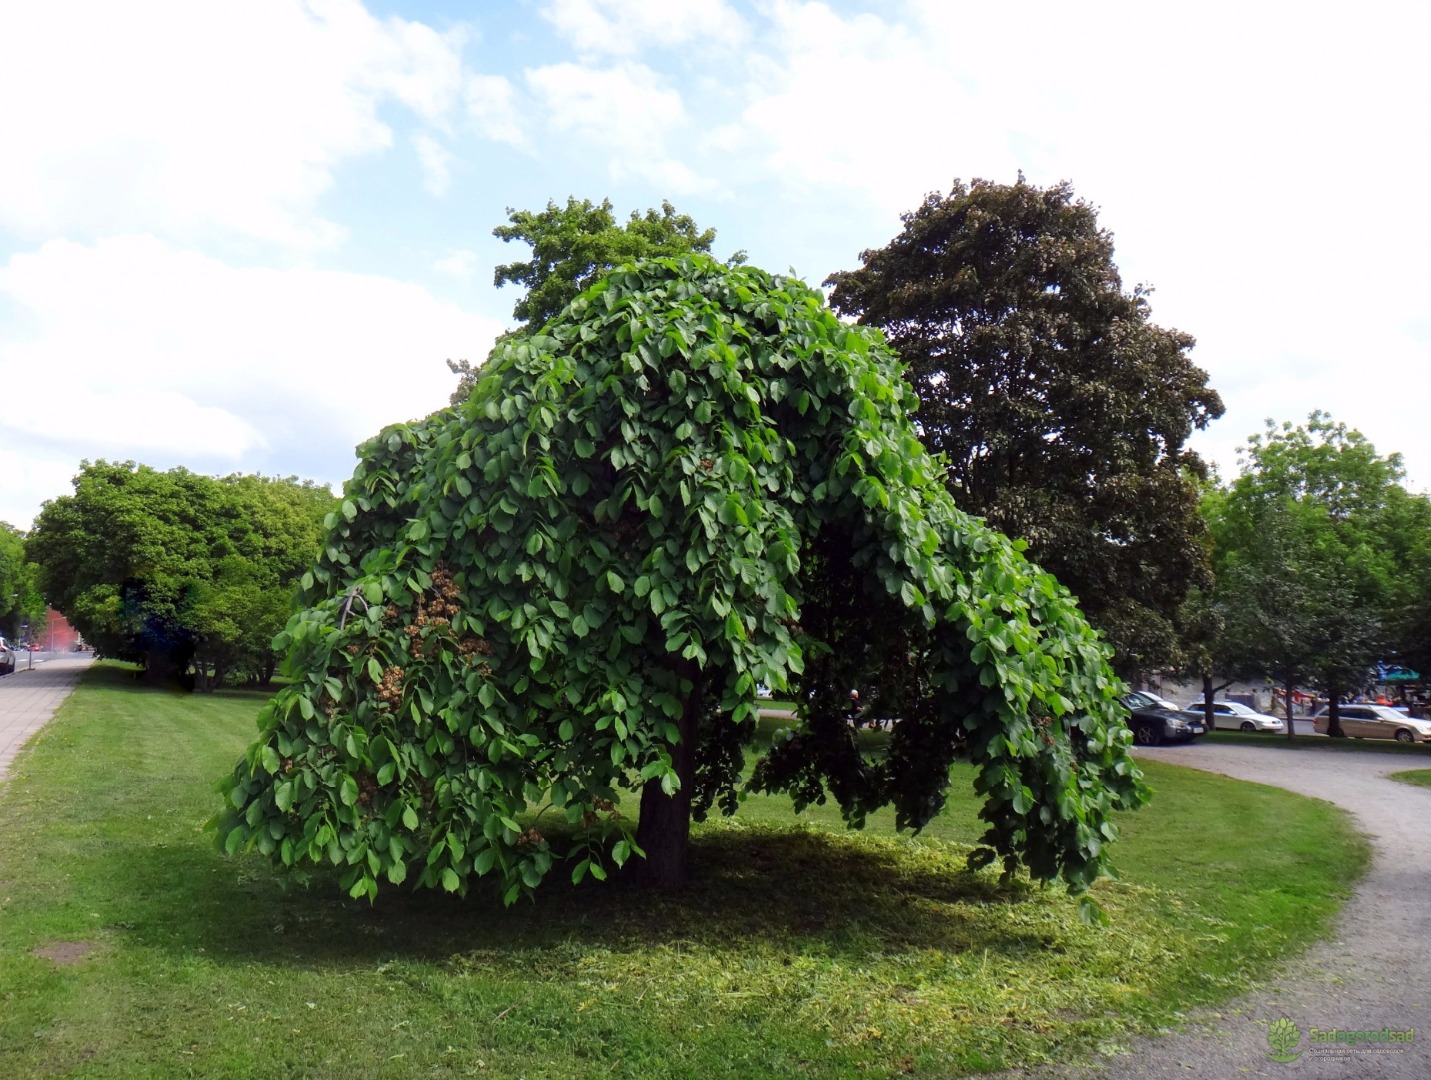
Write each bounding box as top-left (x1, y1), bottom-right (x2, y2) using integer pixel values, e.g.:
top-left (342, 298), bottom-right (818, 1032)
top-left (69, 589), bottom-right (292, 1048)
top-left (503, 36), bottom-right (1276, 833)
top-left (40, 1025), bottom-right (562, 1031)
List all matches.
top-left (0, 655), bottom-right (93, 783)
top-left (1026, 741), bottom-right (1431, 1079)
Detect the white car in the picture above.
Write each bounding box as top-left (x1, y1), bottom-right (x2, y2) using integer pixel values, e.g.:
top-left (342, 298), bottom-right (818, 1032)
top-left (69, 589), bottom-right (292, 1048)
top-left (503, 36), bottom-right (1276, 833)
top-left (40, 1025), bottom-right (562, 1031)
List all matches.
top-left (0, 636), bottom-right (15, 677)
top-left (1185, 700), bottom-right (1286, 734)
top-left (1313, 704), bottom-right (1431, 744)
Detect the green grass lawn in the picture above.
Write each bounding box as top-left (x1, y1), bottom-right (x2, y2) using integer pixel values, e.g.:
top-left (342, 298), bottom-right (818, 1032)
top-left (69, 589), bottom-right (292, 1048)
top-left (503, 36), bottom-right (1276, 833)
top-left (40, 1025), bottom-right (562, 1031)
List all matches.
top-left (1202, 728), bottom-right (1431, 756)
top-left (0, 665), bottom-right (1369, 1079)
top-left (1388, 768), bottom-right (1431, 788)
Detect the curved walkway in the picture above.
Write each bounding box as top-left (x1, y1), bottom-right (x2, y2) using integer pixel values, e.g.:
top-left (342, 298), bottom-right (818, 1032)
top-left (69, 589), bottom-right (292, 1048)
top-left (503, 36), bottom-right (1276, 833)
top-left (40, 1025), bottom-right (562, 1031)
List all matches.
top-left (1040, 741), bottom-right (1431, 1078)
top-left (0, 654), bottom-right (93, 784)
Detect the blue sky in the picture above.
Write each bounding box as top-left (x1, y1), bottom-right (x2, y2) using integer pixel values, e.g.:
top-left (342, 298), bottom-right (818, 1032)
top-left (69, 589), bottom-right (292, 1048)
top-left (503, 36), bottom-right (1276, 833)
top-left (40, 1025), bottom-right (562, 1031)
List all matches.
top-left (3, 0), bottom-right (1429, 529)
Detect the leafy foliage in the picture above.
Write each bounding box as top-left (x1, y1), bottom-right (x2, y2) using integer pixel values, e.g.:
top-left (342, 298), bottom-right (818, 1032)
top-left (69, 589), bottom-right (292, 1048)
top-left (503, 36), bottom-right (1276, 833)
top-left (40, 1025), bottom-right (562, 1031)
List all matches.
top-left (449, 197), bottom-right (733, 403)
top-left (826, 177), bottom-right (1224, 675)
top-left (26, 464), bottom-right (334, 687)
top-left (217, 255), bottom-right (1146, 907)
top-left (1209, 414), bottom-right (1431, 732)
top-left (0, 522), bottom-right (45, 641)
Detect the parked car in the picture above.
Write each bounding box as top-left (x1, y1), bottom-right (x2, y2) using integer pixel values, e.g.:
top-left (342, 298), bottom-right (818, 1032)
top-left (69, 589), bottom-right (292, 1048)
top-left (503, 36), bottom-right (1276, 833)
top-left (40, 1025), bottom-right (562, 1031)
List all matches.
top-left (1120, 691), bottom-right (1204, 745)
top-left (1185, 700), bottom-right (1286, 734)
top-left (0, 637), bottom-right (15, 676)
top-left (1313, 704), bottom-right (1431, 744)
top-left (1129, 689), bottom-right (1181, 712)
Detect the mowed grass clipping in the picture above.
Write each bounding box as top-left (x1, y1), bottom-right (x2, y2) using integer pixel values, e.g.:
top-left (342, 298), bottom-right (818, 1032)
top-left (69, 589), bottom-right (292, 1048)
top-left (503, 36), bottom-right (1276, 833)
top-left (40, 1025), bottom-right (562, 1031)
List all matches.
top-left (0, 665), bottom-right (1368, 1079)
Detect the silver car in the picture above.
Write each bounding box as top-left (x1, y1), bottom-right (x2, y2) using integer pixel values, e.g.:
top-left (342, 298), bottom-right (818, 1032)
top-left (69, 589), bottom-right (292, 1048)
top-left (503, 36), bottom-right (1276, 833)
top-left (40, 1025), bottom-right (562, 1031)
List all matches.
top-left (1313, 704), bottom-right (1431, 744)
top-left (1185, 700), bottom-right (1286, 733)
top-left (0, 636), bottom-right (15, 677)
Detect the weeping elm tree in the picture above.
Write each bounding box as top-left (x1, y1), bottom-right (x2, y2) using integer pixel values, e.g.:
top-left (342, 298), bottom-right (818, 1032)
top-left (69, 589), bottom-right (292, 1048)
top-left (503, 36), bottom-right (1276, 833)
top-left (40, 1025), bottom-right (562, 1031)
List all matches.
top-left (215, 256), bottom-right (1146, 904)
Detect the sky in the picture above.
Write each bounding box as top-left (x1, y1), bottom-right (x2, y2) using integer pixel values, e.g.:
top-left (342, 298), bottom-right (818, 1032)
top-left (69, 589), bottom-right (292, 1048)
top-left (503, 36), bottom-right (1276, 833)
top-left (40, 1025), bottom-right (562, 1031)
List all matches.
top-left (2, 0), bottom-right (1429, 531)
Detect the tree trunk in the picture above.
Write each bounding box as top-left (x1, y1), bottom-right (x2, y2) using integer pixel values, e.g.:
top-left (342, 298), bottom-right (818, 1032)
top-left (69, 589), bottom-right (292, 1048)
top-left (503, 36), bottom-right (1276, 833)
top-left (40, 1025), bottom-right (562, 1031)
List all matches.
top-left (1202, 674), bottom-right (1215, 731)
top-left (1326, 684), bottom-right (1345, 738)
top-left (635, 661), bottom-right (700, 892)
top-left (143, 648), bottom-right (184, 687)
top-left (1284, 675), bottom-right (1295, 741)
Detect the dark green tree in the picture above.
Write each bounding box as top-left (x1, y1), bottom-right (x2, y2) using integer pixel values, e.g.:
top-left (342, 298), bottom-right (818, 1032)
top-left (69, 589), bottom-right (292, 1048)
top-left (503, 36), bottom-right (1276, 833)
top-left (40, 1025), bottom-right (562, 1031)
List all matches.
top-left (450, 197), bottom-right (733, 403)
top-left (826, 177), bottom-right (1224, 675)
top-left (217, 255), bottom-right (1146, 908)
top-left (27, 465), bottom-right (334, 687)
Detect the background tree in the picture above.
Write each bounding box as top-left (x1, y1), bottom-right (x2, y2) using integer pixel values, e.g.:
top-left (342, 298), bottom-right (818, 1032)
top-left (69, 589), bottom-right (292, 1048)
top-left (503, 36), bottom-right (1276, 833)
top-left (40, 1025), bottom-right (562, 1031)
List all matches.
top-left (449, 197), bottom-right (735, 403)
top-left (217, 255), bottom-right (1146, 910)
top-left (1200, 482), bottom-right (1319, 736)
top-left (26, 464), bottom-right (334, 687)
top-left (826, 177), bottom-right (1224, 676)
top-left (0, 522), bottom-right (45, 641)
top-left (1211, 414), bottom-right (1431, 735)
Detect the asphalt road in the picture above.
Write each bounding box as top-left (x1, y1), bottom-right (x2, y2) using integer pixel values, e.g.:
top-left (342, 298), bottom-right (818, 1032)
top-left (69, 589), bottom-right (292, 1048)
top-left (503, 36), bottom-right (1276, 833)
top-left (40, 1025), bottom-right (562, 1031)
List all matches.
top-left (1018, 740), bottom-right (1431, 1079)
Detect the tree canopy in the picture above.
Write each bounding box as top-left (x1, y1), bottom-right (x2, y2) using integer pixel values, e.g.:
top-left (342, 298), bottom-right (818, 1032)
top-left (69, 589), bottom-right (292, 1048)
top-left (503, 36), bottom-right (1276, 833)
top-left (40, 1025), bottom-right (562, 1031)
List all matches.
top-left (449, 198), bottom-right (729, 403)
top-left (0, 522), bottom-right (45, 642)
top-left (1206, 413), bottom-right (1431, 733)
top-left (27, 464), bottom-right (335, 687)
top-left (217, 255), bottom-right (1145, 908)
top-left (826, 177), bottom-right (1224, 675)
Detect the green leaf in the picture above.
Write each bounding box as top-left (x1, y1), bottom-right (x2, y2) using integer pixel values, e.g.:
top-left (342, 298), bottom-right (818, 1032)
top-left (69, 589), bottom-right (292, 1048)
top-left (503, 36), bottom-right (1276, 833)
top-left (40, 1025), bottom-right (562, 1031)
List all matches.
top-left (224, 826), bottom-right (246, 856)
top-left (339, 776), bottom-right (359, 807)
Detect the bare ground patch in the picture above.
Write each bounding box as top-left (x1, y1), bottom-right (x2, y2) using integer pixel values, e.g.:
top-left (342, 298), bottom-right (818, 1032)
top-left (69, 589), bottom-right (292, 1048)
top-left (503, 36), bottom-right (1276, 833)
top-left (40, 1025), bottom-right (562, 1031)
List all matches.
top-left (31, 940), bottom-right (100, 965)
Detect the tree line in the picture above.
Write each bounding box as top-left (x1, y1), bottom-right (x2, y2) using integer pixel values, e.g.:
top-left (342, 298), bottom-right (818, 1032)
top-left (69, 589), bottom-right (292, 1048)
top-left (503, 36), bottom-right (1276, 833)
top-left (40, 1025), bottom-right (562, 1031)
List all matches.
top-left (25, 465), bottom-right (334, 689)
top-left (1179, 413), bottom-right (1431, 736)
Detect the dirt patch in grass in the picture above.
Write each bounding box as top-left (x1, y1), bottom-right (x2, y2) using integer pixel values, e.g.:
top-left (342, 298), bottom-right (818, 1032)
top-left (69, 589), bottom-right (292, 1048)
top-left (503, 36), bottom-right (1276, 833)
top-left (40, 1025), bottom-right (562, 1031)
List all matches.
top-left (31, 940), bottom-right (100, 965)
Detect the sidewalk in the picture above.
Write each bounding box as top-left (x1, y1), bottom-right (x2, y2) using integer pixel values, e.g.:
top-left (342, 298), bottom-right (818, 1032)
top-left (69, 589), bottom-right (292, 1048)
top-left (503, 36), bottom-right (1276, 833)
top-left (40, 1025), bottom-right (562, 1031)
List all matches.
top-left (0, 655), bottom-right (94, 784)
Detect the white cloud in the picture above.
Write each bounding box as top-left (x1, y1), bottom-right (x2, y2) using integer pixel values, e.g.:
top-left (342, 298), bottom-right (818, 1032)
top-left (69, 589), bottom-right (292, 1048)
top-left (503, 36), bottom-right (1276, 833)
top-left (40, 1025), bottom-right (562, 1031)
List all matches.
top-left (0, 0), bottom-right (467, 248)
top-left (728, 2), bottom-right (1015, 215)
top-left (0, 236), bottom-right (504, 526)
top-left (540, 0), bottom-right (746, 56)
top-left (412, 133), bottom-right (454, 195)
top-left (465, 74), bottom-right (527, 146)
top-left (525, 62), bottom-right (712, 192)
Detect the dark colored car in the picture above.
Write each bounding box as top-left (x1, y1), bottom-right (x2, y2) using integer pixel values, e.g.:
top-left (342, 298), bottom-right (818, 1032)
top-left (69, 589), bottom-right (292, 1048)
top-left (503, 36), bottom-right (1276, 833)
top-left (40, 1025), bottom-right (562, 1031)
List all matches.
top-left (1120, 690), bottom-right (1204, 746)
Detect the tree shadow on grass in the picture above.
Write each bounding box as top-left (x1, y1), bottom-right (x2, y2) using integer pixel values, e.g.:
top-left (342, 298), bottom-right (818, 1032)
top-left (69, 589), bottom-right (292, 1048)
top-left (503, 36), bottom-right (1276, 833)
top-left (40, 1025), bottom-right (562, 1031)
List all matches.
top-left (118, 827), bottom-right (1053, 972)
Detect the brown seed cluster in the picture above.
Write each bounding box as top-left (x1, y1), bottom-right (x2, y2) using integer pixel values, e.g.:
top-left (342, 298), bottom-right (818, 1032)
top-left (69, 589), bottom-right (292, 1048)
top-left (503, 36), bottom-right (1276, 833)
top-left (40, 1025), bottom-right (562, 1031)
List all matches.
top-left (581, 796), bottom-right (622, 829)
top-left (399, 565), bottom-right (468, 659)
top-left (518, 827), bottom-right (544, 847)
top-left (357, 771), bottom-right (378, 807)
top-left (1033, 713), bottom-right (1056, 747)
top-left (377, 665), bottom-right (405, 707)
top-left (457, 636), bottom-right (494, 658)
